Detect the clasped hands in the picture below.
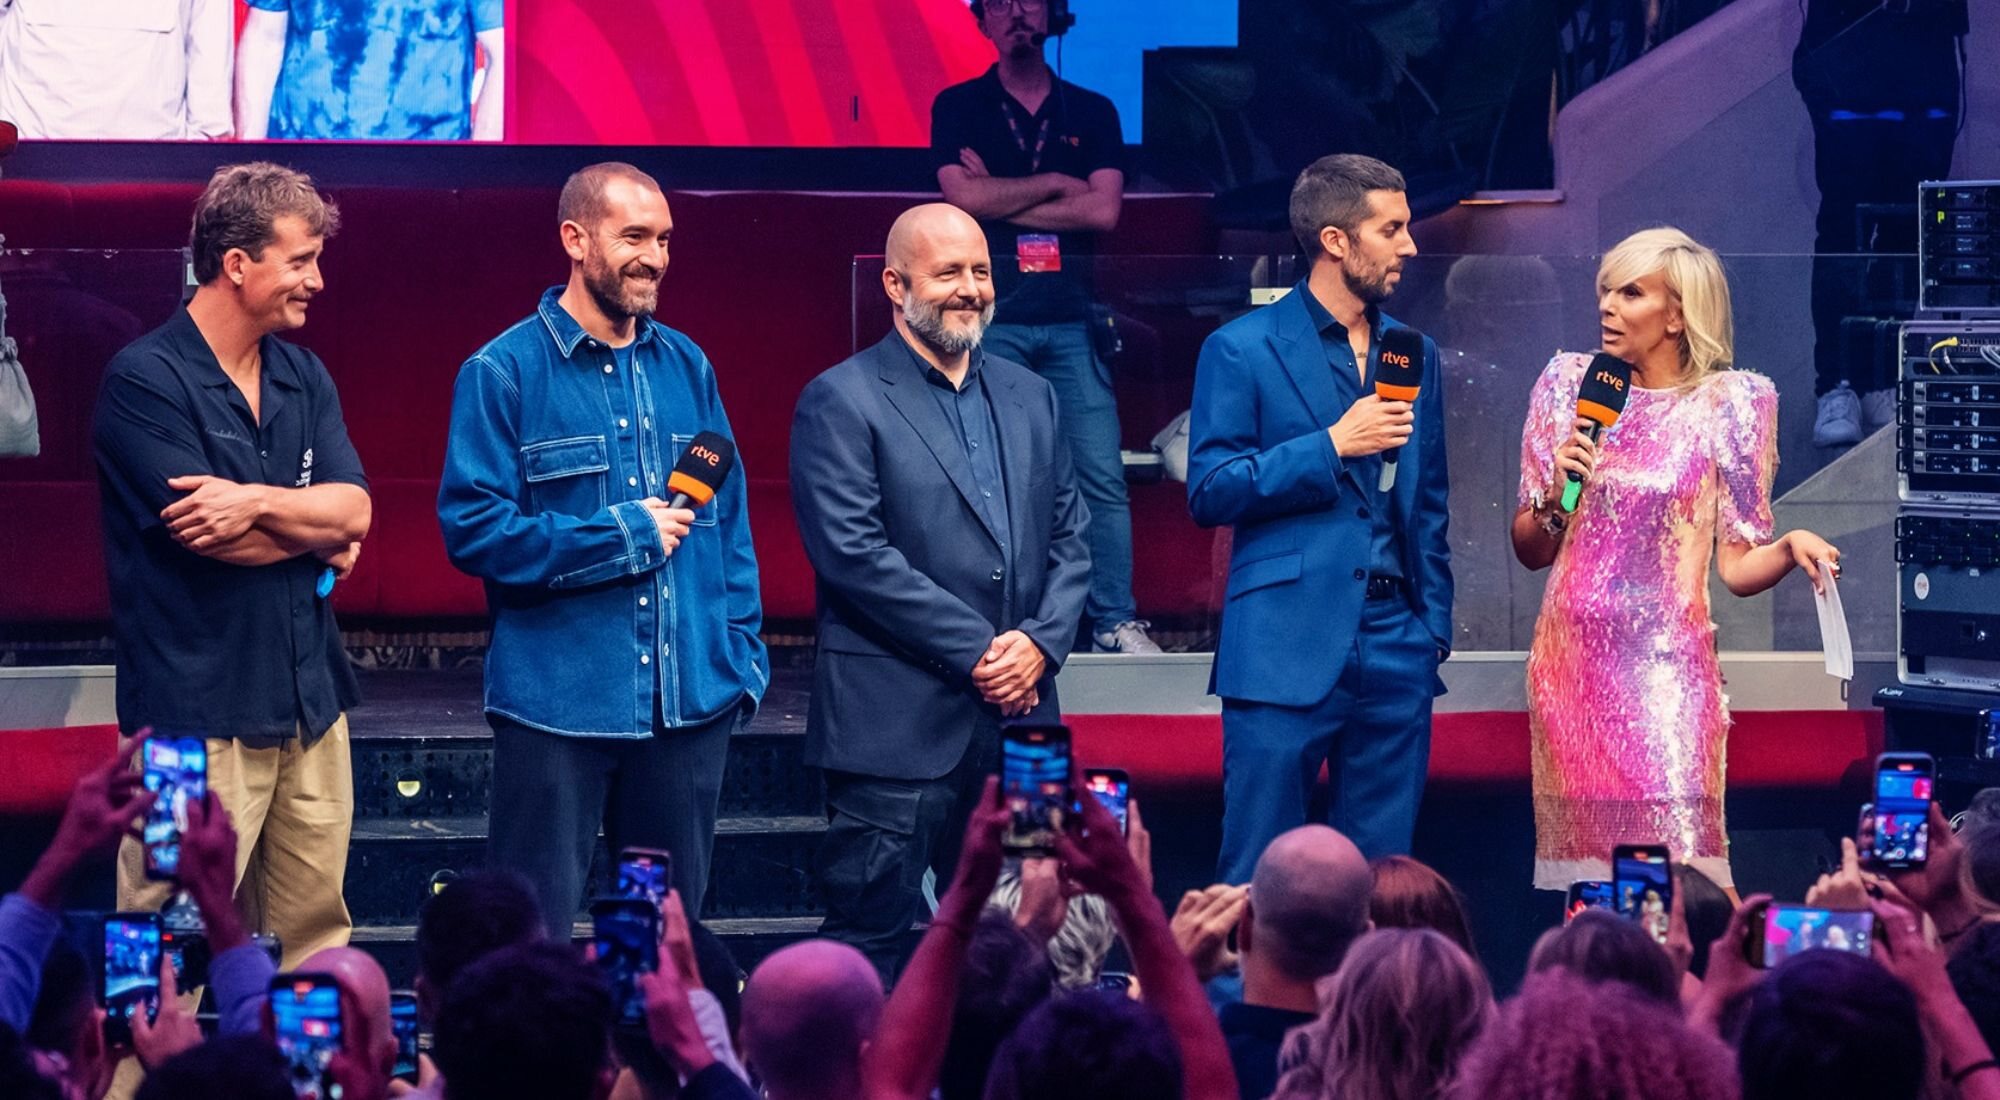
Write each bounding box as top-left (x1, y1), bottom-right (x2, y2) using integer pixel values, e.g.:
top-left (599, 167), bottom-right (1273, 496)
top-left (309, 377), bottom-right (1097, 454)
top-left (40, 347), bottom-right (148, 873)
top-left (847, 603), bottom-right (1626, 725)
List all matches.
top-left (973, 630), bottom-right (1045, 717)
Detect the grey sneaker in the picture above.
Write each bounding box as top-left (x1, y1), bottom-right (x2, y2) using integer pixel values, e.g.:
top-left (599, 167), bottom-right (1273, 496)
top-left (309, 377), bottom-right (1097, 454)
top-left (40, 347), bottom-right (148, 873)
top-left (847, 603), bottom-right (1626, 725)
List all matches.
top-left (1092, 620), bottom-right (1164, 654)
top-left (1813, 383), bottom-right (1863, 447)
top-left (1860, 387), bottom-right (1897, 431)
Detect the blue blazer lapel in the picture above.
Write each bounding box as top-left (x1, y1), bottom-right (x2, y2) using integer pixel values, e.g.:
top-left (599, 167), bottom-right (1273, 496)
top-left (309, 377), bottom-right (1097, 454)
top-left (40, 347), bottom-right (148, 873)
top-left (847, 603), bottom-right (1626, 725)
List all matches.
top-left (873, 336), bottom-right (1005, 550)
top-left (989, 365), bottom-right (1037, 564)
top-left (1269, 291), bottom-right (1367, 498)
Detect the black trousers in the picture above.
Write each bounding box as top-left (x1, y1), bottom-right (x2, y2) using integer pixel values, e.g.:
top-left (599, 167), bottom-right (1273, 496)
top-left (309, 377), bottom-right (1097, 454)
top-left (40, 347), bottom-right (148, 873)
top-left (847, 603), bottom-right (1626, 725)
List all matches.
top-left (487, 710), bottom-right (736, 940)
top-left (815, 721), bottom-right (999, 983)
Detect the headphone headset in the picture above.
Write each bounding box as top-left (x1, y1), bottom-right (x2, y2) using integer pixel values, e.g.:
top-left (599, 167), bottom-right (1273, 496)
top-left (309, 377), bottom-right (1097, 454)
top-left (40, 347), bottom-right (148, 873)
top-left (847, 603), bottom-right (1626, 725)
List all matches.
top-left (968, 0), bottom-right (1075, 39)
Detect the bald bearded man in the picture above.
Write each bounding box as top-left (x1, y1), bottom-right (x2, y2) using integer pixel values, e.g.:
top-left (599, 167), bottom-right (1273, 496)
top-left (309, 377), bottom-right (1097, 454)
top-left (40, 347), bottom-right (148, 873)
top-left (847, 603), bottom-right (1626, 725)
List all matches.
top-left (739, 940), bottom-right (884, 1100)
top-left (789, 204), bottom-right (1090, 980)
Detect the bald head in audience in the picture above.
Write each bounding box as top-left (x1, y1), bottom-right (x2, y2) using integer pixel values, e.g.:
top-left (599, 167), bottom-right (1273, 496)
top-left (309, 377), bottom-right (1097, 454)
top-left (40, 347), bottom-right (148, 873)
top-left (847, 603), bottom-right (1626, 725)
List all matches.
top-left (1241, 825), bottom-right (1374, 1011)
top-left (740, 940), bottom-right (886, 1100)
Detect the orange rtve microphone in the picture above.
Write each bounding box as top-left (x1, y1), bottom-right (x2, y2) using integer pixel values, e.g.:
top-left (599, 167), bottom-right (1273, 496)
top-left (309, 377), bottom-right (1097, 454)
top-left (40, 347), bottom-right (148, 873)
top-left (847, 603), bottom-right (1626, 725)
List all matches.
top-left (1373, 326), bottom-right (1426, 492)
top-left (666, 431), bottom-right (736, 510)
top-left (1560, 353), bottom-right (1632, 513)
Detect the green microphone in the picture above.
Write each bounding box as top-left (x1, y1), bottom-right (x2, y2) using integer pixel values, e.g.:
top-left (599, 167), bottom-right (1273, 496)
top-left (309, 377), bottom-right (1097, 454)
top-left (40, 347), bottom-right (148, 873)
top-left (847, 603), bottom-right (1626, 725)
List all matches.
top-left (1561, 353), bottom-right (1632, 513)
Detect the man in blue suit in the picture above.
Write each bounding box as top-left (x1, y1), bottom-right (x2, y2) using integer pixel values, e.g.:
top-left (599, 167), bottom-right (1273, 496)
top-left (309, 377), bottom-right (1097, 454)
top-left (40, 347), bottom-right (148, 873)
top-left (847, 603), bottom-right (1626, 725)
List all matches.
top-left (1188, 155), bottom-right (1452, 883)
top-left (790, 203), bottom-right (1090, 979)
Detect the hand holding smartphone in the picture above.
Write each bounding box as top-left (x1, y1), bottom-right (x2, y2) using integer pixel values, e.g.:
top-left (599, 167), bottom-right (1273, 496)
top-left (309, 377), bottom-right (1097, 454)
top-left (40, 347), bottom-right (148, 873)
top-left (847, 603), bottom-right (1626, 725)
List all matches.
top-left (1611, 844), bottom-right (1673, 946)
top-left (1870, 752), bottom-right (1935, 869)
top-left (101, 912), bottom-right (163, 1046)
top-left (1083, 768), bottom-right (1130, 836)
top-left (1751, 902), bottom-right (1875, 967)
top-left (390, 990), bottom-right (420, 1080)
top-left (1001, 725), bottom-right (1074, 856)
top-left (591, 897), bottom-right (661, 1030)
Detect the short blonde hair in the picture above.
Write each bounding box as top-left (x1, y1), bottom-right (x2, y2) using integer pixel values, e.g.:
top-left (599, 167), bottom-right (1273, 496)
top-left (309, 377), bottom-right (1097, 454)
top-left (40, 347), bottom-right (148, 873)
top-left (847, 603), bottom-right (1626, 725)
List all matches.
top-left (1596, 226), bottom-right (1734, 388)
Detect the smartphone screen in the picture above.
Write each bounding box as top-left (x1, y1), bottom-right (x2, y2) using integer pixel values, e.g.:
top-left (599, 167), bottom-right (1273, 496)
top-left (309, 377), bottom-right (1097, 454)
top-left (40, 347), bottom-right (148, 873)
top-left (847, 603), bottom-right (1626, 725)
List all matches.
top-left (1612, 845), bottom-right (1673, 946)
top-left (271, 974), bottom-right (343, 1100)
top-left (1001, 725), bottom-right (1073, 855)
top-left (1564, 880), bottom-right (1614, 925)
top-left (1759, 903), bottom-right (1875, 967)
top-left (1083, 769), bottom-right (1130, 835)
top-left (143, 736), bottom-right (207, 881)
top-left (390, 991), bottom-right (419, 1079)
top-left (1872, 753), bottom-right (1935, 868)
top-left (616, 848), bottom-right (673, 905)
top-left (101, 913), bottom-right (162, 1046)
top-left (591, 899), bottom-right (660, 1029)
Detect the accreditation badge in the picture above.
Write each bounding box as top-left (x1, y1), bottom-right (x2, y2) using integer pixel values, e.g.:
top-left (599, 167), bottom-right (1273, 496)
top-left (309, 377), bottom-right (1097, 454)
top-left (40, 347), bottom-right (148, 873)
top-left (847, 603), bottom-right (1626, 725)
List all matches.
top-left (1016, 233), bottom-right (1062, 273)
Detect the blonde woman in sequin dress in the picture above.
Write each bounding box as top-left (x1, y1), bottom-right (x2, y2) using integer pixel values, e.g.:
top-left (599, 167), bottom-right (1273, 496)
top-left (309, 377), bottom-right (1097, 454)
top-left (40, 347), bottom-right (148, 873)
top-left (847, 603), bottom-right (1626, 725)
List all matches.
top-left (1511, 228), bottom-right (1841, 891)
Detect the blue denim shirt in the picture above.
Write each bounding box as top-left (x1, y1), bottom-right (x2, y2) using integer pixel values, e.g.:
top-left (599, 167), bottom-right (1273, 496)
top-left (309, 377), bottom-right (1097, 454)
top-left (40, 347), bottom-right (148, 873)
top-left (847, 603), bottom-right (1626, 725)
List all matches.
top-left (439, 288), bottom-right (769, 738)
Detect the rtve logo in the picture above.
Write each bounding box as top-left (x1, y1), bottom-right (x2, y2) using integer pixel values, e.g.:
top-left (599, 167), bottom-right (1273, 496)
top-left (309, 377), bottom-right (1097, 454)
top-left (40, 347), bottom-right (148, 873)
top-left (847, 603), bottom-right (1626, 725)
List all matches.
top-left (1381, 351), bottom-right (1412, 369)
top-left (1594, 369), bottom-right (1627, 392)
top-left (687, 444), bottom-right (724, 467)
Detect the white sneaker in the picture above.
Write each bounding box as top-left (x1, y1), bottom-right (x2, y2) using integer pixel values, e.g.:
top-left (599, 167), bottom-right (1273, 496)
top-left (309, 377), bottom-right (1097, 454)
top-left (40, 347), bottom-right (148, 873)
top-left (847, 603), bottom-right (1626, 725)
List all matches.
top-left (1092, 620), bottom-right (1164, 654)
top-left (1813, 383), bottom-right (1863, 447)
top-left (1861, 388), bottom-right (1897, 431)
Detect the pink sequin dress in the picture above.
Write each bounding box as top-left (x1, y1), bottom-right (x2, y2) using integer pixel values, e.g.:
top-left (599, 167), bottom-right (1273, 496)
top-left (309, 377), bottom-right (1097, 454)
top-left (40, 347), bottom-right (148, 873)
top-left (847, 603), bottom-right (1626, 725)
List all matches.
top-left (1519, 352), bottom-right (1778, 891)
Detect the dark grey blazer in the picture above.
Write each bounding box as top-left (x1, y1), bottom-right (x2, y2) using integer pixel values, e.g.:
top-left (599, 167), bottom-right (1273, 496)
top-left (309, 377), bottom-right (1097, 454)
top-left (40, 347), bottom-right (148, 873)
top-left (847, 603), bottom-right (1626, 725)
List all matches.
top-left (788, 332), bottom-right (1091, 780)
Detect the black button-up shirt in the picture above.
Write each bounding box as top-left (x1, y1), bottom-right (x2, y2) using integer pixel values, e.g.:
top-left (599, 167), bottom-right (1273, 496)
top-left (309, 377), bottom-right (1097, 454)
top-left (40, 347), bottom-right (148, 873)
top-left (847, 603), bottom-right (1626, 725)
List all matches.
top-left (906, 337), bottom-right (1012, 557)
top-left (1296, 282), bottom-right (1404, 580)
top-left (930, 65), bottom-right (1126, 325)
top-left (93, 309), bottom-right (367, 741)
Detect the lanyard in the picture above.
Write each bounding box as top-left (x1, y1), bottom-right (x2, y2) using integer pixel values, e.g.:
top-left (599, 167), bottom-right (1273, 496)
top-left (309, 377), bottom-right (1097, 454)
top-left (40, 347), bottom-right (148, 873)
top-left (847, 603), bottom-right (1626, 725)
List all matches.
top-left (1000, 101), bottom-right (1052, 173)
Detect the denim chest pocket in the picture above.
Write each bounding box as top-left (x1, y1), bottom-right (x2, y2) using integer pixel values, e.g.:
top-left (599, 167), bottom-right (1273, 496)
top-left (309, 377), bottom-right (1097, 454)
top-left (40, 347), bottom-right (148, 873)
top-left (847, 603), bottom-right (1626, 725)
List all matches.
top-left (521, 435), bottom-right (610, 517)
top-left (669, 434), bottom-right (720, 527)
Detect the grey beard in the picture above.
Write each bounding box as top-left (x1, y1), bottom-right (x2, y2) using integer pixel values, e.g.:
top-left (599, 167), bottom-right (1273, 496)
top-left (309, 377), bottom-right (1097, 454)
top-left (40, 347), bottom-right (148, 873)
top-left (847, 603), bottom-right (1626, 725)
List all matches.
top-left (904, 294), bottom-right (995, 355)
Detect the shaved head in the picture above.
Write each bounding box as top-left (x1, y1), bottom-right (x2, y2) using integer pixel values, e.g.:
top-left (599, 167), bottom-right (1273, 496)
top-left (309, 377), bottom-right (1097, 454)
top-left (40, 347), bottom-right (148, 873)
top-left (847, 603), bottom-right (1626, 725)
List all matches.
top-left (1248, 825), bottom-right (1373, 980)
top-left (741, 940), bottom-right (884, 1100)
top-left (885, 202), bottom-right (985, 273)
top-left (300, 946), bottom-right (397, 1085)
top-left (883, 203), bottom-right (994, 359)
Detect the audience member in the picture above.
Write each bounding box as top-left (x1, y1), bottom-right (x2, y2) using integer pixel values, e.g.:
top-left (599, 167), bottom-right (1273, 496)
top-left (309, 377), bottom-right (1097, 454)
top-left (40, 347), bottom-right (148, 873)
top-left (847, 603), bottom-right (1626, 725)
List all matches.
top-left (1450, 971), bottom-right (1740, 1100)
top-left (0, 739), bottom-right (156, 1033)
top-left (1735, 949), bottom-right (1923, 1100)
top-left (1367, 856), bottom-right (1479, 963)
top-left (990, 860), bottom-right (1116, 990)
top-left (24, 936), bottom-right (112, 1100)
top-left (1270, 928), bottom-right (1490, 1100)
top-left (939, 912), bottom-right (1053, 1100)
top-left (133, 1036), bottom-right (293, 1100)
top-left (1526, 909), bottom-right (1679, 1008)
top-left (414, 870), bottom-right (546, 1025)
top-left (634, 902), bottom-right (759, 1100)
top-left (1949, 921), bottom-right (2000, 1060)
top-left (738, 939), bottom-right (884, 1100)
top-left (983, 992), bottom-right (1183, 1100)
top-left (291, 945), bottom-right (399, 1100)
top-left (1673, 863), bottom-right (1731, 980)
top-left (1222, 825), bottom-right (1373, 1099)
top-left (0, 1022), bottom-right (64, 1100)
top-left (432, 941), bottom-right (615, 1100)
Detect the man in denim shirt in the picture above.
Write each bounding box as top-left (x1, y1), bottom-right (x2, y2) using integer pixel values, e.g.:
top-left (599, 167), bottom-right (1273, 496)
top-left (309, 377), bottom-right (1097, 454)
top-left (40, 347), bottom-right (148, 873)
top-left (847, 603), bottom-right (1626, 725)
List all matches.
top-left (438, 163), bottom-right (769, 938)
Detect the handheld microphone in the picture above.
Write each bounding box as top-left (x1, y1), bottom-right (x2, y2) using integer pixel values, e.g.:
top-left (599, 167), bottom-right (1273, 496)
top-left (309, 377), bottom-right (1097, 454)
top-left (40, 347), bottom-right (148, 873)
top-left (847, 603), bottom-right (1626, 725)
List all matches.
top-left (666, 431), bottom-right (736, 511)
top-left (1373, 326), bottom-right (1426, 492)
top-left (1559, 353), bottom-right (1633, 513)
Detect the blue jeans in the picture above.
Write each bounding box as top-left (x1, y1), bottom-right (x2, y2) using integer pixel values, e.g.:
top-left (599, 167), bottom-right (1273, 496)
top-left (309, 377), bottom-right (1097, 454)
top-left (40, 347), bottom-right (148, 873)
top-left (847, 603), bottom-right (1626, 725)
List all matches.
top-left (981, 321), bottom-right (1135, 635)
top-left (1216, 596), bottom-right (1435, 884)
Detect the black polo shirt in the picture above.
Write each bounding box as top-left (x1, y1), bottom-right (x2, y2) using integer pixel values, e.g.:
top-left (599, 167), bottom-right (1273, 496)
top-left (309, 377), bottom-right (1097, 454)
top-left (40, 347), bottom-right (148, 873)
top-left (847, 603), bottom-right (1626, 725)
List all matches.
top-left (931, 65), bottom-right (1125, 325)
top-left (92, 308), bottom-right (367, 741)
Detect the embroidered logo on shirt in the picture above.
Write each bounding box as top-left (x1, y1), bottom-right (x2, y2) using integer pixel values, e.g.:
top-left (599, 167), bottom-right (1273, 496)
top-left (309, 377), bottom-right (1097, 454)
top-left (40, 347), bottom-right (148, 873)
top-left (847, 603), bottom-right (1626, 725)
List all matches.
top-left (296, 448), bottom-right (315, 488)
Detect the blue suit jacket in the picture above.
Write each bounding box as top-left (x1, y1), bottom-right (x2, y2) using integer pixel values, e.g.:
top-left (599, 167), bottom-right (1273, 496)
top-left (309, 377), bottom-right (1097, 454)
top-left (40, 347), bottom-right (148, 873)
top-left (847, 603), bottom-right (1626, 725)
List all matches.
top-left (1187, 289), bottom-right (1452, 707)
top-left (789, 334), bottom-right (1091, 780)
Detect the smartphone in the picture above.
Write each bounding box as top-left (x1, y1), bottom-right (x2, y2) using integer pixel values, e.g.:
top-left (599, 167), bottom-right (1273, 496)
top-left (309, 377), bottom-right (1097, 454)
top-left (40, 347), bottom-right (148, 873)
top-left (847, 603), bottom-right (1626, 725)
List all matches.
top-left (1611, 844), bottom-right (1673, 946)
top-left (591, 898), bottom-right (661, 1030)
top-left (101, 912), bottom-right (163, 1046)
top-left (390, 991), bottom-right (419, 1080)
top-left (1754, 903), bottom-right (1875, 967)
top-left (1083, 769), bottom-right (1130, 836)
top-left (161, 890), bottom-right (209, 989)
top-left (1980, 708), bottom-right (1999, 761)
top-left (142, 735), bottom-right (207, 881)
top-left (616, 847), bottom-right (673, 905)
top-left (270, 973), bottom-right (343, 1100)
top-left (1872, 752), bottom-right (1935, 869)
top-left (1563, 880), bottom-right (1614, 925)
top-left (1001, 725), bottom-right (1074, 855)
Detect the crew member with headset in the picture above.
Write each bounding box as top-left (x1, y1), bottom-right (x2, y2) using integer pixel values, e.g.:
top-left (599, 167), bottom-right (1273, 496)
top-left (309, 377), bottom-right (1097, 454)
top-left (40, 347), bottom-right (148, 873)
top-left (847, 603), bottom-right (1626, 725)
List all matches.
top-left (931, 0), bottom-right (1158, 655)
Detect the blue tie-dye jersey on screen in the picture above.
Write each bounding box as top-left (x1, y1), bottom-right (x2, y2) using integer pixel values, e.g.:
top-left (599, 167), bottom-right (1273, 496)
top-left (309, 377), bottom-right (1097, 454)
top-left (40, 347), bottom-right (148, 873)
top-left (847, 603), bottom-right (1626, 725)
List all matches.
top-left (246, 0), bottom-right (503, 140)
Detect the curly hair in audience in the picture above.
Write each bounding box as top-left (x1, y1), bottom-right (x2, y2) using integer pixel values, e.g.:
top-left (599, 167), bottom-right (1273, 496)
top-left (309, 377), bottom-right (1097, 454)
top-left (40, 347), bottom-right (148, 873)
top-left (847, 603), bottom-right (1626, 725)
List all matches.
top-left (1738, 950), bottom-right (1923, 1100)
top-left (982, 991), bottom-right (1183, 1100)
top-left (940, 911), bottom-right (1055, 1100)
top-left (1448, 971), bottom-right (1740, 1100)
top-left (1270, 928), bottom-right (1492, 1100)
top-left (988, 868), bottom-right (1118, 988)
top-left (1367, 857), bottom-right (1480, 963)
top-left (1526, 909), bottom-right (1680, 1007)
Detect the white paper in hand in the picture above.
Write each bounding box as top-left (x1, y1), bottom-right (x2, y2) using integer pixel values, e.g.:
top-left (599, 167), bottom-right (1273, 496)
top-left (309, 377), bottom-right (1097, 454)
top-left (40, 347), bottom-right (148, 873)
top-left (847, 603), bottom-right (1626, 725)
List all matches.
top-left (1815, 559), bottom-right (1853, 681)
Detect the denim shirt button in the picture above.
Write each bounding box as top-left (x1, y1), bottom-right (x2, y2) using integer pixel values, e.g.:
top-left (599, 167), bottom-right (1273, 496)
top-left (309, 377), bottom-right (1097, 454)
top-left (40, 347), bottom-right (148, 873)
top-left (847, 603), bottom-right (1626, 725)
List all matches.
top-left (640, 653), bottom-right (651, 665)
top-left (603, 364), bottom-right (614, 374)
top-left (628, 476), bottom-right (638, 487)
top-left (639, 596), bottom-right (649, 607)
